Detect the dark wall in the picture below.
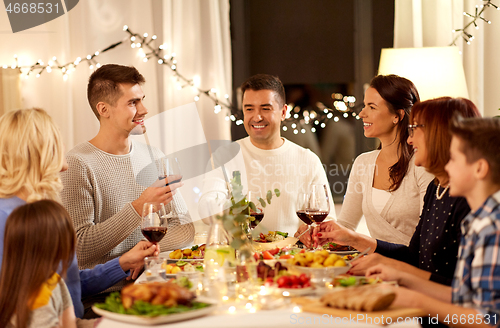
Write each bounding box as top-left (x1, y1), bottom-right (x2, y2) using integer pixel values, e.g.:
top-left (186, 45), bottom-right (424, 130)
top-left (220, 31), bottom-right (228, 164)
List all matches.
top-left (230, 0), bottom-right (394, 140)
top-left (247, 0), bottom-right (354, 84)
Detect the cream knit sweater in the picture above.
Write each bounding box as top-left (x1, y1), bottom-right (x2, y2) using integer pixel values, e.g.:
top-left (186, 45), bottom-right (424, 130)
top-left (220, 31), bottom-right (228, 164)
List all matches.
top-left (337, 150), bottom-right (434, 245)
top-left (61, 141), bottom-right (194, 274)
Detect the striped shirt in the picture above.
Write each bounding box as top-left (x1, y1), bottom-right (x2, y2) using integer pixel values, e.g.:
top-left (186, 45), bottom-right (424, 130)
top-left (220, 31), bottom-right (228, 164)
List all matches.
top-left (452, 190), bottom-right (500, 326)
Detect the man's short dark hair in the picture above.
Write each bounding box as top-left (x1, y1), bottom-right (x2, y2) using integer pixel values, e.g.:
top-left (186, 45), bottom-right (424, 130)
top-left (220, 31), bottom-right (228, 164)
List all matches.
top-left (240, 74), bottom-right (285, 107)
top-left (450, 116), bottom-right (500, 185)
top-left (87, 64), bottom-right (145, 120)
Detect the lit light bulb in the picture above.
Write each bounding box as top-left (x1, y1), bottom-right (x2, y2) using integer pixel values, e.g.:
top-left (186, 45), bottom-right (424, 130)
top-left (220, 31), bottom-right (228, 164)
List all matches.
top-left (123, 25), bottom-right (128, 31)
top-left (96, 63), bottom-right (101, 68)
top-left (194, 95), bottom-right (200, 101)
top-left (52, 56), bottom-right (57, 61)
top-left (36, 74), bottom-right (40, 78)
top-left (171, 65), bottom-right (176, 70)
top-left (143, 33), bottom-right (148, 38)
top-left (293, 129), bottom-right (298, 134)
top-left (224, 94), bottom-right (229, 99)
top-left (321, 123), bottom-right (326, 128)
top-left (291, 123), bottom-right (296, 128)
top-left (46, 66), bottom-right (52, 73)
top-left (143, 58), bottom-right (148, 62)
top-left (210, 88), bottom-right (217, 94)
top-left (301, 129), bottom-right (306, 134)
top-left (225, 116), bottom-right (229, 121)
top-left (171, 52), bottom-right (176, 57)
top-left (63, 74), bottom-right (68, 81)
top-left (131, 36), bottom-right (136, 41)
top-left (311, 127), bottom-right (316, 132)
top-left (283, 126), bottom-right (287, 131)
top-left (214, 105), bottom-right (222, 113)
top-left (334, 117), bottom-right (340, 122)
top-left (89, 65), bottom-right (94, 69)
top-left (62, 67), bottom-right (66, 72)
top-left (136, 43), bottom-right (141, 47)
top-left (152, 35), bottom-right (157, 40)
top-left (87, 55), bottom-right (92, 60)
top-left (95, 51), bottom-right (99, 56)
top-left (230, 115), bottom-right (236, 121)
top-left (158, 59), bottom-right (163, 64)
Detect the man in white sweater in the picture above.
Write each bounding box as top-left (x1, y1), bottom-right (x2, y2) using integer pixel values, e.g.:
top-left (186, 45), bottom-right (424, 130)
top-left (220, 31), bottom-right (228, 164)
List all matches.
top-left (60, 65), bottom-right (194, 294)
top-left (201, 74), bottom-right (335, 237)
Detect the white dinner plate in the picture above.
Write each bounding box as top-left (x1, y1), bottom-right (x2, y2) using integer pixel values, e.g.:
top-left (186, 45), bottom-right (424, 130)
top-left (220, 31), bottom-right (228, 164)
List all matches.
top-left (328, 250), bottom-right (359, 255)
top-left (92, 298), bottom-right (217, 326)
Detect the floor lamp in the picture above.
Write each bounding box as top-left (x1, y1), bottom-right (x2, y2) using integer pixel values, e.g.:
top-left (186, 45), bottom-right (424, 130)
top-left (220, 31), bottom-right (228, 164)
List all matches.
top-left (377, 46), bottom-right (469, 101)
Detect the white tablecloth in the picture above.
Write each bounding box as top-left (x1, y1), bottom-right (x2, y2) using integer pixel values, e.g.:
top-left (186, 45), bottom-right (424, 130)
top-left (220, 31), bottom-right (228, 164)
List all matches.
top-left (96, 305), bottom-right (423, 328)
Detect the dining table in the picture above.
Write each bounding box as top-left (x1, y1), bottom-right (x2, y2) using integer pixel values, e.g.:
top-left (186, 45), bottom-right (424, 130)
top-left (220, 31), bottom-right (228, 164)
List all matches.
top-left (95, 247), bottom-right (424, 328)
top-left (95, 304), bottom-right (424, 328)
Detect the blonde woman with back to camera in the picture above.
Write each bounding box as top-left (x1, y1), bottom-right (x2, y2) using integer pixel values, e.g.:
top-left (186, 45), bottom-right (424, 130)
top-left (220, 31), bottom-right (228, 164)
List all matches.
top-left (0, 108), bottom-right (157, 326)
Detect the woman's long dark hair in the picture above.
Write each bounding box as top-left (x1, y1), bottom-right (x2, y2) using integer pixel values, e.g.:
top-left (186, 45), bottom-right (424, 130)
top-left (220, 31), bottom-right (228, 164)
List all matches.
top-left (0, 200), bottom-right (75, 328)
top-left (370, 75), bottom-right (420, 191)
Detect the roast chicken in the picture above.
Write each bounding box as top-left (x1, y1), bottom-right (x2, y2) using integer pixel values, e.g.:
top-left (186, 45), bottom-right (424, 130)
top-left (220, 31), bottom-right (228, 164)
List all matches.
top-left (121, 282), bottom-right (195, 309)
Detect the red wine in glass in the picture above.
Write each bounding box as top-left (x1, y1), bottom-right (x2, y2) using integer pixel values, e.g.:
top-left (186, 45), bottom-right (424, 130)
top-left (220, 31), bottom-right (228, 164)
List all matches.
top-left (249, 212), bottom-right (264, 229)
top-left (308, 211), bottom-right (329, 223)
top-left (296, 210), bottom-right (313, 225)
top-left (141, 226), bottom-right (168, 243)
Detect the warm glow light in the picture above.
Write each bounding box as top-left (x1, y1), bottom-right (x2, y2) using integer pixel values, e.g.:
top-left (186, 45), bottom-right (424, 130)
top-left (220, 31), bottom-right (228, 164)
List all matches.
top-left (293, 306), bottom-right (302, 313)
top-left (222, 296), bottom-right (229, 301)
top-left (228, 306), bottom-right (236, 313)
top-left (378, 47), bottom-right (469, 100)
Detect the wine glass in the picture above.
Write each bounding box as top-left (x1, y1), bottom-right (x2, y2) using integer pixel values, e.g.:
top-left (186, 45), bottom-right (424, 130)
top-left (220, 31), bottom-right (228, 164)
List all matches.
top-left (295, 192), bottom-right (312, 240)
top-left (247, 191), bottom-right (265, 231)
top-left (305, 184), bottom-right (330, 249)
top-left (159, 157), bottom-right (183, 186)
top-left (141, 202), bottom-right (169, 244)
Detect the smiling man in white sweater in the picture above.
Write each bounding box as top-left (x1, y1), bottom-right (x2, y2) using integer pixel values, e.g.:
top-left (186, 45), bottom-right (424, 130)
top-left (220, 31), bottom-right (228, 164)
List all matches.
top-left (200, 74), bottom-right (335, 238)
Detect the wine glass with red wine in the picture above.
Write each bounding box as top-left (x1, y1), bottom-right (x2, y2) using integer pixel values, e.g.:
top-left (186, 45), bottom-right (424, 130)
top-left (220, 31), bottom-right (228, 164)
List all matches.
top-left (159, 157), bottom-right (183, 187)
top-left (305, 184), bottom-right (330, 249)
top-left (296, 192), bottom-right (313, 237)
top-left (141, 202), bottom-right (169, 244)
top-left (248, 191), bottom-right (265, 230)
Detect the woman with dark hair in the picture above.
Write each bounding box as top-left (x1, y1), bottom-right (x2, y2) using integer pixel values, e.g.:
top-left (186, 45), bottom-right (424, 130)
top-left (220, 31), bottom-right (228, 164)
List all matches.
top-left (297, 74), bottom-right (434, 246)
top-left (0, 200), bottom-right (77, 328)
top-left (317, 97), bottom-right (480, 287)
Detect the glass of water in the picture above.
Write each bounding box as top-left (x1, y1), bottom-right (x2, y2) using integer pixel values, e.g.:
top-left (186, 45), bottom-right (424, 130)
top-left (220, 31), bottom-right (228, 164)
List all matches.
top-left (144, 256), bottom-right (168, 281)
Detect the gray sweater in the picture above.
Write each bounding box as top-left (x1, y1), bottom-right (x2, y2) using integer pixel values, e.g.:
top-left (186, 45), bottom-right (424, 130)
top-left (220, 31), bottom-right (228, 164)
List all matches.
top-left (61, 141), bottom-right (194, 274)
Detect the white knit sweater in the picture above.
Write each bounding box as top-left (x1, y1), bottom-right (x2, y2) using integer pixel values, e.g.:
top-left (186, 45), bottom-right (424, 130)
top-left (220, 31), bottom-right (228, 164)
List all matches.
top-left (201, 137), bottom-right (336, 236)
top-left (61, 141), bottom-right (194, 273)
top-left (337, 150), bottom-right (434, 245)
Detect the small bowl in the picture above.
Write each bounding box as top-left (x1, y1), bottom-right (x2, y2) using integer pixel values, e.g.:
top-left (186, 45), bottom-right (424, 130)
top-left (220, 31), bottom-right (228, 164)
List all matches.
top-left (289, 263), bottom-right (351, 286)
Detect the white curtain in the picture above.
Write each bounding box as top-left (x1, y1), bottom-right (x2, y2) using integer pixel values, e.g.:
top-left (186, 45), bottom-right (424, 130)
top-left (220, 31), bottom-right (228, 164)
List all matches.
top-left (393, 0), bottom-right (500, 116)
top-left (0, 0), bottom-right (231, 149)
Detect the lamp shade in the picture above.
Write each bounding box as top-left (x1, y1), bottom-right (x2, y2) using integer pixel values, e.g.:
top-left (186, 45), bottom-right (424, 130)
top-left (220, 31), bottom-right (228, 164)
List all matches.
top-left (378, 47), bottom-right (469, 101)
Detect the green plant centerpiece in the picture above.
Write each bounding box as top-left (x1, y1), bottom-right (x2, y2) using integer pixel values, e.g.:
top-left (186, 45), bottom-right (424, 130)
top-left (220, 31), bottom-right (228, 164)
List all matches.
top-left (218, 171), bottom-right (280, 268)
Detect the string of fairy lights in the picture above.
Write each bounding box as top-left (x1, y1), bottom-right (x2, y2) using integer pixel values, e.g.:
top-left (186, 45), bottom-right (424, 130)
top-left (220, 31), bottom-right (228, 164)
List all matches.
top-left (450, 0), bottom-right (499, 46)
top-left (0, 25), bottom-right (359, 133)
top-left (2, 1), bottom-right (497, 132)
